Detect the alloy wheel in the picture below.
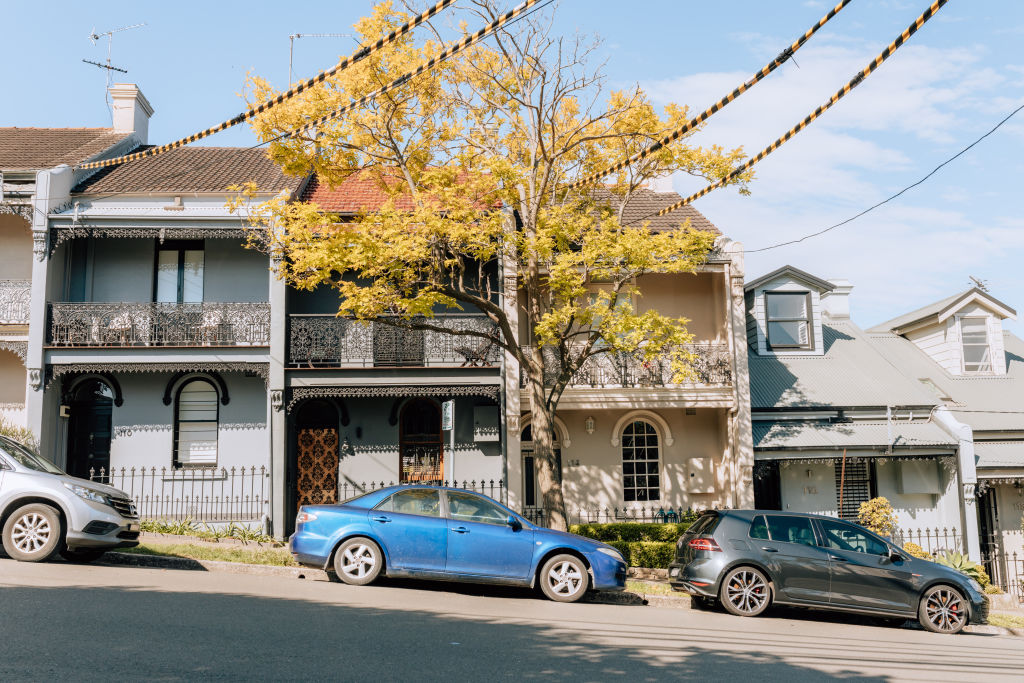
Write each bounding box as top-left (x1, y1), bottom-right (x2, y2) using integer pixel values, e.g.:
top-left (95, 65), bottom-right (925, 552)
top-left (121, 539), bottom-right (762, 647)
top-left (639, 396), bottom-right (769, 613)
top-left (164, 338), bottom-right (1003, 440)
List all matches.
top-left (11, 512), bottom-right (52, 556)
top-left (924, 587), bottom-right (966, 633)
top-left (725, 570), bottom-right (769, 615)
top-left (341, 543), bottom-right (376, 579)
top-left (546, 560), bottom-right (584, 598)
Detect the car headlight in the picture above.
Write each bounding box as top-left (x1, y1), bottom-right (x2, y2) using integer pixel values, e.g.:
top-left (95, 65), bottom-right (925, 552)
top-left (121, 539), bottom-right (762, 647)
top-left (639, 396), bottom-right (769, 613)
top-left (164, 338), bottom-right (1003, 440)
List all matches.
top-left (63, 482), bottom-right (111, 506)
top-left (968, 578), bottom-right (983, 594)
top-left (597, 547), bottom-right (625, 563)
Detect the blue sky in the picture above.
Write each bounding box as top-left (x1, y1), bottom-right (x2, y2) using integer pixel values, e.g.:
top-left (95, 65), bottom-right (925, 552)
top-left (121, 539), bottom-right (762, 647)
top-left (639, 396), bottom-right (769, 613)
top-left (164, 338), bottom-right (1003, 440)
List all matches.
top-left (4, 1), bottom-right (1023, 333)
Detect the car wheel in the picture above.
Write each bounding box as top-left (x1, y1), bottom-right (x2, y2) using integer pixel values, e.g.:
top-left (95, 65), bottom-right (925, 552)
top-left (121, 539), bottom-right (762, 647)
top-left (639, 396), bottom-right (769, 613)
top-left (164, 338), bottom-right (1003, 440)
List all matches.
top-left (719, 566), bottom-right (771, 617)
top-left (2, 503), bottom-right (63, 563)
top-left (919, 585), bottom-right (968, 634)
top-left (333, 537), bottom-right (383, 586)
top-left (539, 554), bottom-right (589, 603)
top-left (59, 547), bottom-right (107, 563)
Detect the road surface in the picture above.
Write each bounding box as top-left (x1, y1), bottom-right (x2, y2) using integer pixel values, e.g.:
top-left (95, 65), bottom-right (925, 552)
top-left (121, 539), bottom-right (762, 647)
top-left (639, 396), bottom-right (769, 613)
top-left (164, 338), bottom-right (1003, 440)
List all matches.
top-left (1, 558), bottom-right (1021, 681)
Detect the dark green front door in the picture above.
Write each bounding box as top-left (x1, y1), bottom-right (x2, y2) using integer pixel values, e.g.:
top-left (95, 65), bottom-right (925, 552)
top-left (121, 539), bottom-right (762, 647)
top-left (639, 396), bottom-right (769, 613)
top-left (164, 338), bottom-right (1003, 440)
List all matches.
top-left (66, 380), bottom-right (114, 481)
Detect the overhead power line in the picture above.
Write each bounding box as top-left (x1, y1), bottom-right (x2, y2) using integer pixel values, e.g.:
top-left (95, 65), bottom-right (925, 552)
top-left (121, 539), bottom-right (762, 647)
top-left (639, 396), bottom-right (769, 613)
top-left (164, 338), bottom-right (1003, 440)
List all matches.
top-left (564, 0), bottom-right (854, 193)
top-left (627, 0), bottom-right (949, 225)
top-left (747, 102), bottom-right (1024, 253)
top-left (75, 0), bottom-right (459, 171)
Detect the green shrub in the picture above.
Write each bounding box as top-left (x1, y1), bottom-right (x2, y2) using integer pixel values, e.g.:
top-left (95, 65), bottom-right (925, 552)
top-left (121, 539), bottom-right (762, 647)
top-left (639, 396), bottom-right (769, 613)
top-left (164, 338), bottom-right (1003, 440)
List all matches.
top-left (607, 541), bottom-right (676, 569)
top-left (570, 521), bottom-right (692, 544)
top-left (0, 417), bottom-right (39, 451)
top-left (902, 542), bottom-right (931, 559)
top-left (857, 497), bottom-right (898, 537)
top-left (933, 551), bottom-right (990, 587)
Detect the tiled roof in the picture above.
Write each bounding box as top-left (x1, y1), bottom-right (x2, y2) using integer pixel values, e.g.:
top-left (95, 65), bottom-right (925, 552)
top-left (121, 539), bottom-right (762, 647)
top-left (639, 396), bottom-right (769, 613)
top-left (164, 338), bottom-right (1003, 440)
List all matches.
top-left (588, 187), bottom-right (719, 233)
top-left (74, 147), bottom-right (303, 194)
top-left (0, 127), bottom-right (131, 170)
top-left (753, 420), bottom-right (955, 453)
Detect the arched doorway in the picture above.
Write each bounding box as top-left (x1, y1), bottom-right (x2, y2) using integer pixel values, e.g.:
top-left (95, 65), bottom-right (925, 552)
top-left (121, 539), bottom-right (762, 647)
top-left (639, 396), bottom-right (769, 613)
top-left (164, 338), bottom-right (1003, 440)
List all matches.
top-left (295, 400), bottom-right (340, 509)
top-left (400, 399), bottom-right (442, 483)
top-left (66, 379), bottom-right (114, 481)
top-left (520, 423), bottom-right (562, 509)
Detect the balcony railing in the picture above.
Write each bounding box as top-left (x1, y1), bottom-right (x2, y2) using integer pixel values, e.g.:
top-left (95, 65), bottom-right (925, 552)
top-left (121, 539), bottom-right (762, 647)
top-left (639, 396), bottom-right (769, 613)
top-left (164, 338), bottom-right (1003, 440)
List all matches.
top-left (520, 343), bottom-right (732, 388)
top-left (0, 280), bottom-right (31, 324)
top-left (49, 302), bottom-right (271, 347)
top-left (289, 314), bottom-right (501, 368)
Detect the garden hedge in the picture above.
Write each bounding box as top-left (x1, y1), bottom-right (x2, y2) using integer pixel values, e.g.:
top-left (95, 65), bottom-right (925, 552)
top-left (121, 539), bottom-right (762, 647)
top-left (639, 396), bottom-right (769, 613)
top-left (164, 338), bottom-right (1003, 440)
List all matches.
top-left (569, 521), bottom-right (693, 568)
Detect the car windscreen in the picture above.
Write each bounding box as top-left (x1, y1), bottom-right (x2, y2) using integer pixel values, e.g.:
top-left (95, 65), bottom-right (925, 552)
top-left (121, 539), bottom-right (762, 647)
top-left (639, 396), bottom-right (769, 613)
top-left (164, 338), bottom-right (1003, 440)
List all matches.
top-left (687, 512), bottom-right (720, 535)
top-left (0, 438), bottom-right (63, 475)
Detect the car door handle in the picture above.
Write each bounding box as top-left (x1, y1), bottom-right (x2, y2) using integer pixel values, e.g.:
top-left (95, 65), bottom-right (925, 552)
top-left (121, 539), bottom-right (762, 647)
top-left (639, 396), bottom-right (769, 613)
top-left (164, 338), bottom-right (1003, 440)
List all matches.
top-left (371, 516), bottom-right (391, 523)
top-left (451, 526), bottom-right (469, 534)
top-left (829, 555), bottom-right (847, 562)
top-left (761, 547), bottom-right (778, 553)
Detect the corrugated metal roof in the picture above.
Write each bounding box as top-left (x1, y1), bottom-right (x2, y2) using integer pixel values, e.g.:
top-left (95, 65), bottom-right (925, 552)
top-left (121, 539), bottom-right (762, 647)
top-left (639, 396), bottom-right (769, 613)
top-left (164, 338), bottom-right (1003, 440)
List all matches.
top-left (748, 320), bottom-right (939, 409)
top-left (869, 287), bottom-right (1017, 333)
top-left (973, 441), bottom-right (1024, 469)
top-left (753, 420), bottom-right (956, 451)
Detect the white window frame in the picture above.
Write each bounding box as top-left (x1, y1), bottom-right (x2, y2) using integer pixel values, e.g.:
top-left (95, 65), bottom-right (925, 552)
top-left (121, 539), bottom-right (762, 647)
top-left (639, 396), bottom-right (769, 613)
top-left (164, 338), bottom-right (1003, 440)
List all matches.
top-left (959, 316), bottom-right (993, 373)
top-left (764, 291), bottom-right (814, 351)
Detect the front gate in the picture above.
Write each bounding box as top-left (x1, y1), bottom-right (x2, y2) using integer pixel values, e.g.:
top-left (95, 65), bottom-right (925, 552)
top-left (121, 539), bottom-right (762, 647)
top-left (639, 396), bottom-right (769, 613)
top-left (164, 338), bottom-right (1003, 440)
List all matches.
top-left (296, 428), bottom-right (339, 509)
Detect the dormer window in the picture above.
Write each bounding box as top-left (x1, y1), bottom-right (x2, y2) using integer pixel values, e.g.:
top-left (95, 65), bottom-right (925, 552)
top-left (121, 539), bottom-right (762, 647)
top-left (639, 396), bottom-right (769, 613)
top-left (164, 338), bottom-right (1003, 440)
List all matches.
top-left (765, 292), bottom-right (813, 351)
top-left (960, 317), bottom-right (992, 373)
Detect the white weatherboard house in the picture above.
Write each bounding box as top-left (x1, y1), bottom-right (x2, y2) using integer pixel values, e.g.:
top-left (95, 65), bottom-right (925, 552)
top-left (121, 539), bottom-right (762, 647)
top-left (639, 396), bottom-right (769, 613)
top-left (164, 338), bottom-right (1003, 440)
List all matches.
top-left (868, 287), bottom-right (1024, 585)
top-left (746, 266), bottom-right (980, 560)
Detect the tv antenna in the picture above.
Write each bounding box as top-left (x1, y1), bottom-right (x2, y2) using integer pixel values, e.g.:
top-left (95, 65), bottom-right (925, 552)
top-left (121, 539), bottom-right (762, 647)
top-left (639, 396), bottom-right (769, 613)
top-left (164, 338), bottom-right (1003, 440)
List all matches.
top-left (289, 33), bottom-right (355, 84)
top-left (968, 275), bottom-right (989, 292)
top-left (83, 22), bottom-right (146, 114)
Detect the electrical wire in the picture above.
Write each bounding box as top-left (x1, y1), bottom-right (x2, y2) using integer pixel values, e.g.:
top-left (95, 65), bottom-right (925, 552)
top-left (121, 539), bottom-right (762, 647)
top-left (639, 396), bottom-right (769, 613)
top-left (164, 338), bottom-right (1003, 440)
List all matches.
top-left (745, 102), bottom-right (1024, 253)
top-left (75, 0), bottom-right (459, 171)
top-left (562, 0), bottom-right (854, 193)
top-left (627, 0), bottom-right (949, 225)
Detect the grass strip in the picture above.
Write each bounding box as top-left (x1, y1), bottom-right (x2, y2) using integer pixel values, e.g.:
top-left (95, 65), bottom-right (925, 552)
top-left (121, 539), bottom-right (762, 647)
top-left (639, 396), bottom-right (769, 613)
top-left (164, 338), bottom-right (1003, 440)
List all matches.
top-left (988, 612), bottom-right (1024, 629)
top-left (625, 579), bottom-right (680, 597)
top-left (119, 542), bottom-right (297, 567)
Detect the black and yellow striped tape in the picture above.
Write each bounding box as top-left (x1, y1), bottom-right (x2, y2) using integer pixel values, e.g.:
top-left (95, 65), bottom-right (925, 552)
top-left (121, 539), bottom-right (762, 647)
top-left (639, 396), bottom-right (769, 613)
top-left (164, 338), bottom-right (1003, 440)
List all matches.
top-left (286, 0), bottom-right (543, 139)
top-left (76, 0), bottom-right (457, 170)
top-left (565, 0), bottom-right (853, 193)
top-left (640, 0), bottom-right (948, 222)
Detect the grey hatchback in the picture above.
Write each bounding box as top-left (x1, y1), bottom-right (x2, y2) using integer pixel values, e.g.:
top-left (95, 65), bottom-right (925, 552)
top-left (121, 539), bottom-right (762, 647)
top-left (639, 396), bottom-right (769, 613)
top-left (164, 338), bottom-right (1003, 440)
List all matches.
top-left (669, 510), bottom-right (988, 634)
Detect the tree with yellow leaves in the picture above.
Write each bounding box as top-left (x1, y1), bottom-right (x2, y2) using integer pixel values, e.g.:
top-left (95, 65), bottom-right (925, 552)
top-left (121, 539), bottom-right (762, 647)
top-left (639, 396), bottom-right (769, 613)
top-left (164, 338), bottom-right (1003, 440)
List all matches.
top-left (240, 0), bottom-right (752, 530)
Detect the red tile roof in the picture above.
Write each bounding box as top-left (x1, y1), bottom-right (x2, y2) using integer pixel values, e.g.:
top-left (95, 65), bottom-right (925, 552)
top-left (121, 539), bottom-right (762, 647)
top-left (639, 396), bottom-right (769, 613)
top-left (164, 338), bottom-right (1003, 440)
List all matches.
top-left (0, 127), bottom-right (131, 171)
top-left (74, 147), bottom-right (303, 194)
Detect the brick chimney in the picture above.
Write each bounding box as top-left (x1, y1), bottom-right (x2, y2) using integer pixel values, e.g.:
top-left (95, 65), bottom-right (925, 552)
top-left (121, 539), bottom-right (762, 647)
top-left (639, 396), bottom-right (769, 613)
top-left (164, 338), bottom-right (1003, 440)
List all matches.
top-left (109, 83), bottom-right (155, 144)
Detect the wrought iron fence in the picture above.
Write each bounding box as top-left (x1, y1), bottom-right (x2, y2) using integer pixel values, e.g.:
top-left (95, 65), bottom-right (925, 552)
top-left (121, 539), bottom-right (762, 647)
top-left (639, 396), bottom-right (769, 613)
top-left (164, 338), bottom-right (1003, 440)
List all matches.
top-left (521, 506), bottom-right (699, 526)
top-left (0, 279), bottom-right (30, 324)
top-left (288, 314), bottom-right (501, 367)
top-left (90, 465), bottom-right (269, 523)
top-left (519, 343), bottom-right (732, 388)
top-left (337, 479), bottom-right (506, 504)
top-left (49, 302), bottom-right (271, 347)
top-left (984, 549), bottom-right (1024, 601)
top-left (892, 526), bottom-right (965, 555)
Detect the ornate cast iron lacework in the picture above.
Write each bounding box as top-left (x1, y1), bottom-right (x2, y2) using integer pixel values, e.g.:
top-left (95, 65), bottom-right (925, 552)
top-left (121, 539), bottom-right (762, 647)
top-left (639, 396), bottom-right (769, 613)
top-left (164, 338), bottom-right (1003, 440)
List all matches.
top-left (296, 428), bottom-right (340, 509)
top-left (519, 343), bottom-right (733, 388)
top-left (47, 362), bottom-right (270, 389)
top-left (288, 314), bottom-right (500, 368)
top-left (0, 202), bottom-right (33, 222)
top-left (0, 280), bottom-right (31, 324)
top-left (48, 226), bottom-right (250, 255)
top-left (286, 384), bottom-right (500, 413)
top-left (0, 341), bottom-right (28, 363)
top-left (49, 302), bottom-right (270, 347)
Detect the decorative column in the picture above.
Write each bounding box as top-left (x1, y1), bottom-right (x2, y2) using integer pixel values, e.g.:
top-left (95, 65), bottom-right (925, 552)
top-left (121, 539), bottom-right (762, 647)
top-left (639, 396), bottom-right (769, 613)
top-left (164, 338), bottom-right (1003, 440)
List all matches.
top-left (501, 213), bottom-right (523, 511)
top-left (722, 239), bottom-right (755, 508)
top-left (933, 407), bottom-right (982, 562)
top-left (268, 208), bottom-right (289, 538)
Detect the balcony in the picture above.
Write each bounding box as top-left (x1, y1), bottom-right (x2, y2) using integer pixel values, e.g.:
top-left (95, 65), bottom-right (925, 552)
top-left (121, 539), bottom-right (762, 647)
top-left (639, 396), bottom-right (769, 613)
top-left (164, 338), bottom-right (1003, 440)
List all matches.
top-left (520, 344), bottom-right (732, 388)
top-left (288, 314), bottom-right (501, 368)
top-left (48, 302), bottom-right (271, 347)
top-left (0, 280), bottom-right (31, 325)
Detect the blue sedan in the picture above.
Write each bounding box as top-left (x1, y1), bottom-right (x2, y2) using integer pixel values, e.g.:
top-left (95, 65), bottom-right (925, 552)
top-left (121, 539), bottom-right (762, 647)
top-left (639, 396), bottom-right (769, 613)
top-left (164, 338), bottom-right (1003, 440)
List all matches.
top-left (289, 485), bottom-right (627, 602)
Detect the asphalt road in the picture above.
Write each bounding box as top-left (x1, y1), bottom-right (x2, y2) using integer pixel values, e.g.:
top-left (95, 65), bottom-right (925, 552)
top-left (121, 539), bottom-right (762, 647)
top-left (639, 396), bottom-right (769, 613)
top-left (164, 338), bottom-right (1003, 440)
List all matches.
top-left (1, 559), bottom-right (1022, 682)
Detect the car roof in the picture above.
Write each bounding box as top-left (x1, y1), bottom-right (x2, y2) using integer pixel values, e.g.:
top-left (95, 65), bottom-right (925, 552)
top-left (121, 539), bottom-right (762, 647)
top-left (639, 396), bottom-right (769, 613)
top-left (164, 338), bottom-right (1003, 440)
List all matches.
top-left (711, 509), bottom-right (861, 523)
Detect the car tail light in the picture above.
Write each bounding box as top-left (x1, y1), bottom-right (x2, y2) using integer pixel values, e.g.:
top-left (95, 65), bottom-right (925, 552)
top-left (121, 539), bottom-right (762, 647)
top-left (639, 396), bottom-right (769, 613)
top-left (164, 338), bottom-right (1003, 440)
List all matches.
top-left (688, 538), bottom-right (722, 552)
top-left (296, 511), bottom-right (318, 524)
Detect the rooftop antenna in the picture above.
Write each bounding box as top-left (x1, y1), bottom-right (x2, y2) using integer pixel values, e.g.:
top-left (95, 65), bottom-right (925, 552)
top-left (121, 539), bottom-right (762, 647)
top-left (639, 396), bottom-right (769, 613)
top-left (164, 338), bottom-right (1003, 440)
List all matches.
top-left (289, 33), bottom-right (355, 85)
top-left (969, 275), bottom-right (989, 292)
top-left (83, 22), bottom-right (146, 115)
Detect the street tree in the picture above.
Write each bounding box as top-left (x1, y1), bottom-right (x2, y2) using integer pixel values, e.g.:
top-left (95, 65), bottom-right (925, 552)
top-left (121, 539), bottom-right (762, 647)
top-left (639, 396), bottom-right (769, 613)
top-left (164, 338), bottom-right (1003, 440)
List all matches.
top-left (238, 0), bottom-right (752, 530)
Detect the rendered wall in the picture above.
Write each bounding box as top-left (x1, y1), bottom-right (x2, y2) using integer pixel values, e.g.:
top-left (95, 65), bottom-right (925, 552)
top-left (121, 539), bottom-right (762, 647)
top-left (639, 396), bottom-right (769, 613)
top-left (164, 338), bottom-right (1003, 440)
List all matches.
top-left (0, 214), bottom-right (32, 279)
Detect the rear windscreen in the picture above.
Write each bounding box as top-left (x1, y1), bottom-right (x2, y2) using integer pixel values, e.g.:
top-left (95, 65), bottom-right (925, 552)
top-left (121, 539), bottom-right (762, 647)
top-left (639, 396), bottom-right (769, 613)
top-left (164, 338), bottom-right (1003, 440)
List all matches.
top-left (687, 513), bottom-right (720, 535)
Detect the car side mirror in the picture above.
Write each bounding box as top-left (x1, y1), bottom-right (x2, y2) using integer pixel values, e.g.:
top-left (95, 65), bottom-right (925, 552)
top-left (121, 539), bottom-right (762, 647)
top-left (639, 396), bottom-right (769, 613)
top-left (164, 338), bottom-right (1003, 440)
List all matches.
top-left (888, 548), bottom-right (903, 562)
top-left (506, 515), bottom-right (522, 531)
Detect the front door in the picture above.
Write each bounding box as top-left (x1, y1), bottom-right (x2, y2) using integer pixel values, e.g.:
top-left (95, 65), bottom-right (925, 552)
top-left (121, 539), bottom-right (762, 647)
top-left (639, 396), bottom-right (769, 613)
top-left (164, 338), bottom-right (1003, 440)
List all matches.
top-left (754, 514), bottom-right (832, 603)
top-left (444, 490), bottom-right (534, 580)
top-left (816, 518), bottom-right (916, 612)
top-left (296, 428), bottom-right (339, 509)
top-left (66, 380), bottom-right (114, 481)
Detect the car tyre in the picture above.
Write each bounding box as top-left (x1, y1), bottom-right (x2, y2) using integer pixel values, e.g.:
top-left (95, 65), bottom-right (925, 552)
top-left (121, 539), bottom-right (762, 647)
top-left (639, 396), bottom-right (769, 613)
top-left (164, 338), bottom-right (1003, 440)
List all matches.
top-left (918, 585), bottom-right (968, 634)
top-left (539, 554), bottom-right (589, 603)
top-left (59, 547), bottom-right (107, 563)
top-left (719, 566), bottom-right (772, 617)
top-left (333, 537), bottom-right (383, 586)
top-left (2, 503), bottom-right (63, 563)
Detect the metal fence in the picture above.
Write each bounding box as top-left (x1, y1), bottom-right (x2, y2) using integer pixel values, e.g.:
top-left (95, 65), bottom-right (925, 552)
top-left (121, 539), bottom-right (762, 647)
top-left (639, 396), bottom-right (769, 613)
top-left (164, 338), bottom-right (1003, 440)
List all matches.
top-left (892, 526), bottom-right (965, 555)
top-left (984, 550), bottom-right (1024, 601)
top-left (50, 302), bottom-right (271, 347)
top-left (337, 479), bottom-right (507, 504)
top-left (90, 466), bottom-right (269, 523)
top-left (521, 506), bottom-right (698, 526)
top-left (520, 343), bottom-right (732, 388)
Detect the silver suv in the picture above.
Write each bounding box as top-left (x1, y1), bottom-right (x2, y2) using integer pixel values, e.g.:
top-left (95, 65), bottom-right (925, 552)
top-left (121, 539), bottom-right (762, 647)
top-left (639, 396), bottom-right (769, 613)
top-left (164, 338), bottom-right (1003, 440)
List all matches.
top-left (0, 436), bottom-right (140, 563)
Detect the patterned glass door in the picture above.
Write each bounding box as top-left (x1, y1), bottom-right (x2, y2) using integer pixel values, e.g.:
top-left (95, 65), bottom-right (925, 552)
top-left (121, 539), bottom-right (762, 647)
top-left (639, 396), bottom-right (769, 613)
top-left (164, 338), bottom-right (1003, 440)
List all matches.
top-left (296, 428), bottom-right (339, 509)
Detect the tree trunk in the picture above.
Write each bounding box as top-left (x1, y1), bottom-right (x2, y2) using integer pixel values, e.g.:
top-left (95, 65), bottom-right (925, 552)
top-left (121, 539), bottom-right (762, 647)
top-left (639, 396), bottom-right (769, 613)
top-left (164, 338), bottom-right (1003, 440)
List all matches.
top-left (527, 353), bottom-right (568, 531)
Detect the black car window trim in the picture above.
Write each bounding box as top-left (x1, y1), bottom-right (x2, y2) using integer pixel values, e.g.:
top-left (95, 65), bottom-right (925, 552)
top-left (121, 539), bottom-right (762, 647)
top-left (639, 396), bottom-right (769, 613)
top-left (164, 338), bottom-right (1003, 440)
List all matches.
top-left (762, 514), bottom-right (821, 547)
top-left (813, 518), bottom-right (890, 556)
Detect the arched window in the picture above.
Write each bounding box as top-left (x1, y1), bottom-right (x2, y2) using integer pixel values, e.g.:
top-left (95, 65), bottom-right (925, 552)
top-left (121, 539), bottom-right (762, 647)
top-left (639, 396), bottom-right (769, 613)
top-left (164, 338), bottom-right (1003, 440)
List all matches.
top-left (175, 379), bottom-right (219, 468)
top-left (622, 420), bottom-right (660, 502)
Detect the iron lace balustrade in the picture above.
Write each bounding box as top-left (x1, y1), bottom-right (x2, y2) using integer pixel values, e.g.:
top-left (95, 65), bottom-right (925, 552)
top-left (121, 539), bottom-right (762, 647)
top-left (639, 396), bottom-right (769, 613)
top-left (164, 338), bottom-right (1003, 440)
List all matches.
top-left (49, 302), bottom-right (271, 347)
top-left (519, 343), bottom-right (732, 388)
top-left (0, 280), bottom-right (31, 324)
top-left (289, 314), bottom-right (501, 368)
